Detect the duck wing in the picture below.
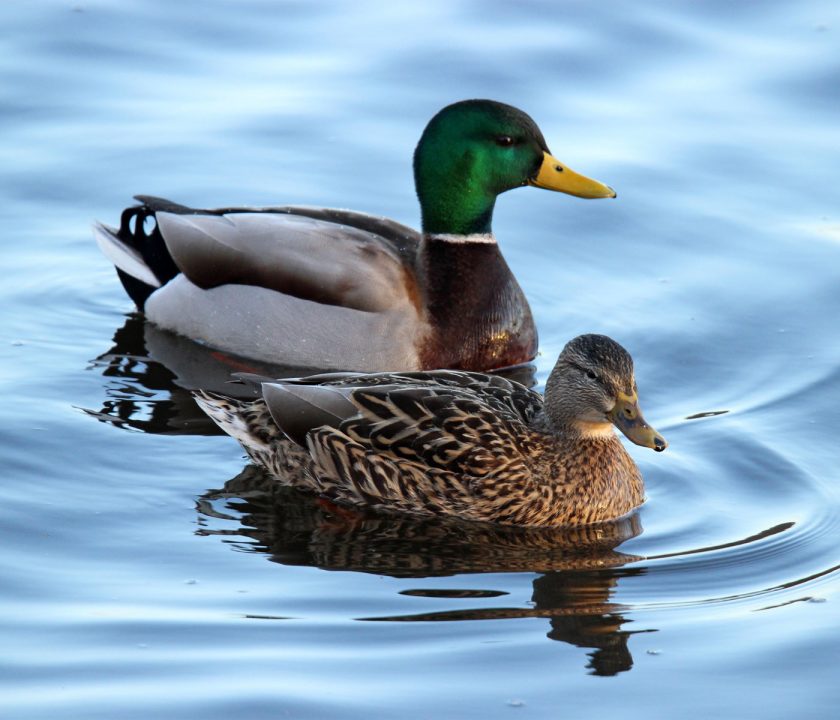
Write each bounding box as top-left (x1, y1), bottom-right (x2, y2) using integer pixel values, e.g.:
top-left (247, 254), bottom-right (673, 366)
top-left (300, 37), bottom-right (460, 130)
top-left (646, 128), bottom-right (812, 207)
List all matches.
top-left (132, 199), bottom-right (419, 262)
top-left (97, 196), bottom-right (421, 313)
top-left (340, 385), bottom-right (535, 475)
top-left (155, 209), bottom-right (418, 313)
top-left (292, 369), bottom-right (542, 421)
top-left (301, 385), bottom-right (543, 523)
top-left (261, 371), bottom-right (543, 474)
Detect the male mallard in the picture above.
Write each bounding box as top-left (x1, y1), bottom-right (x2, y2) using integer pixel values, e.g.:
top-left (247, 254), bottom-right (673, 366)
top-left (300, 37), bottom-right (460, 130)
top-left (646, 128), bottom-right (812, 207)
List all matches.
top-left (195, 334), bottom-right (666, 527)
top-left (94, 100), bottom-right (615, 372)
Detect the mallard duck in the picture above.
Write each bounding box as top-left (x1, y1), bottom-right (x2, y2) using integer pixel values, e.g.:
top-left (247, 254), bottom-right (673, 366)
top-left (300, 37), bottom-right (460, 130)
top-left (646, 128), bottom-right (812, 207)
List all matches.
top-left (195, 334), bottom-right (666, 527)
top-left (94, 99), bottom-right (615, 372)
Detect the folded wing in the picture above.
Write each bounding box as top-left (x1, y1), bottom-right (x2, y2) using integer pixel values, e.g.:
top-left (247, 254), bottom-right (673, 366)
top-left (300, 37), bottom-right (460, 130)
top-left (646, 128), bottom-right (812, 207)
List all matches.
top-left (156, 211), bottom-right (417, 312)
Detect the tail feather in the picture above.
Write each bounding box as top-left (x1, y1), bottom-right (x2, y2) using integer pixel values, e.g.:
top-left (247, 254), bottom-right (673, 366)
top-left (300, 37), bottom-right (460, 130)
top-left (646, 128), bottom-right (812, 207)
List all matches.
top-left (194, 391), bottom-right (274, 455)
top-left (195, 391), bottom-right (318, 491)
top-left (94, 197), bottom-right (185, 309)
top-left (93, 221), bottom-right (161, 289)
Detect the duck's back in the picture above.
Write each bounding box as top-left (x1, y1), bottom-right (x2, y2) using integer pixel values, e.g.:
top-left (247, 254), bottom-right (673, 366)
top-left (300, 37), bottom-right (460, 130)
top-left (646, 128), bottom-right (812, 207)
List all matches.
top-left (95, 197), bottom-right (427, 370)
top-left (102, 196), bottom-right (421, 305)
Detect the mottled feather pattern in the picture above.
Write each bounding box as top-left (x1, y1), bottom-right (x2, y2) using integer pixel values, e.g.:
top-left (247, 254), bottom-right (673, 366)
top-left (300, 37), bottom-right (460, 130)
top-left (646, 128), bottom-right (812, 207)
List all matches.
top-left (195, 391), bottom-right (315, 489)
top-left (317, 369), bottom-right (543, 423)
top-left (193, 393), bottom-right (270, 453)
top-left (205, 466), bottom-right (643, 576)
top-left (195, 338), bottom-right (656, 527)
top-left (343, 378), bottom-right (544, 490)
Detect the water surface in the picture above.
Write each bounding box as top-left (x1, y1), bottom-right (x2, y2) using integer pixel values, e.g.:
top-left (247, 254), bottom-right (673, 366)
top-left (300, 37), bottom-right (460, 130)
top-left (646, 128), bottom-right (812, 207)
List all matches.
top-left (2, 1), bottom-right (839, 718)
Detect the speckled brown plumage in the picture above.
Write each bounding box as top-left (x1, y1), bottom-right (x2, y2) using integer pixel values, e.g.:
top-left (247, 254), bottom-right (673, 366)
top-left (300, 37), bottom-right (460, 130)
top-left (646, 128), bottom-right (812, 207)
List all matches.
top-left (201, 466), bottom-right (644, 576)
top-left (195, 334), bottom-right (666, 528)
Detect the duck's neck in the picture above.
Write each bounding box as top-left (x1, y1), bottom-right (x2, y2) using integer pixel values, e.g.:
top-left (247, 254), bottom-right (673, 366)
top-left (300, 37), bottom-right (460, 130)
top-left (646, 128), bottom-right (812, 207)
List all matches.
top-left (531, 413), bottom-right (616, 440)
top-left (419, 198), bottom-right (496, 236)
top-left (417, 234), bottom-right (537, 370)
top-left (414, 138), bottom-right (499, 236)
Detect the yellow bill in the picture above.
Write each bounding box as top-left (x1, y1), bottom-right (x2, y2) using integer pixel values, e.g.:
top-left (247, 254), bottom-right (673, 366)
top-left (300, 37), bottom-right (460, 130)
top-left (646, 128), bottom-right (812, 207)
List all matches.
top-left (529, 151), bottom-right (617, 199)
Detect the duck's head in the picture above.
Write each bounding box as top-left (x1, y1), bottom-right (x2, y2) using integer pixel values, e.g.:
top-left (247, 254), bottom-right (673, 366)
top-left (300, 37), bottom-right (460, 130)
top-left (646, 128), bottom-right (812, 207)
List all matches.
top-left (544, 334), bottom-right (667, 452)
top-left (413, 99), bottom-right (616, 236)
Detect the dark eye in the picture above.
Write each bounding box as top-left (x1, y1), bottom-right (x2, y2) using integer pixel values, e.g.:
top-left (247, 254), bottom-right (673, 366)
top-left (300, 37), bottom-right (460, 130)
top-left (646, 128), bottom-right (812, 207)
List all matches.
top-left (586, 369), bottom-right (599, 381)
top-left (495, 135), bottom-right (514, 147)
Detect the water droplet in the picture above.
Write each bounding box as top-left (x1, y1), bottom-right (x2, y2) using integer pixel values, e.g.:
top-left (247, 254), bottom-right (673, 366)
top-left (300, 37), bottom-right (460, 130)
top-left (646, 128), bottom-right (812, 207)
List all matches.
top-left (507, 699), bottom-right (526, 708)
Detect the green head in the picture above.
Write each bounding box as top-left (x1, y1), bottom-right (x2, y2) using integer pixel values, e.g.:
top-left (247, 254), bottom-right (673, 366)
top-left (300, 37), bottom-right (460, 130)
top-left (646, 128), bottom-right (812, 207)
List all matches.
top-left (413, 99), bottom-right (616, 236)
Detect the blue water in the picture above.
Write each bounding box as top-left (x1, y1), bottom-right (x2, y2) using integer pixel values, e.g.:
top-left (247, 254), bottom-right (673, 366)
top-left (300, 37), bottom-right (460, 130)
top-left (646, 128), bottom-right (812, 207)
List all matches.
top-left (2, 1), bottom-right (840, 717)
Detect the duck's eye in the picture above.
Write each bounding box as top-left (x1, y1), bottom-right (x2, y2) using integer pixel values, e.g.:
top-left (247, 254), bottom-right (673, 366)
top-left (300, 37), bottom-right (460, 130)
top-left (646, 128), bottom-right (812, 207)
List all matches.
top-left (495, 135), bottom-right (514, 147)
top-left (586, 369), bottom-right (599, 381)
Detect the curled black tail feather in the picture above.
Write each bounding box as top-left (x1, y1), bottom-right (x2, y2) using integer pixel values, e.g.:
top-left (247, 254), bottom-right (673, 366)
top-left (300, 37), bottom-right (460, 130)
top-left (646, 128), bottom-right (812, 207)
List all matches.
top-left (114, 197), bottom-right (189, 308)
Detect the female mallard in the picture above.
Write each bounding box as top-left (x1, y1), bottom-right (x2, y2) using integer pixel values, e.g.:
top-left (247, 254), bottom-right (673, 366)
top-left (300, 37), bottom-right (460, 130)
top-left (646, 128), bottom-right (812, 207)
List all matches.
top-left (94, 99), bottom-right (615, 372)
top-left (195, 334), bottom-right (667, 527)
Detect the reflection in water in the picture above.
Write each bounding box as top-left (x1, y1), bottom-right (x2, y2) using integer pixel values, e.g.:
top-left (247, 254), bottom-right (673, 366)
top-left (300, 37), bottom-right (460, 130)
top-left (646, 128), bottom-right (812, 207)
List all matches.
top-left (193, 460), bottom-right (825, 675)
top-left (84, 315), bottom-right (537, 434)
top-left (198, 465), bottom-right (647, 675)
top-left (85, 355), bottom-right (217, 436)
top-left (535, 572), bottom-right (647, 676)
top-left (197, 467), bottom-right (643, 575)
top-left (83, 318), bottom-right (835, 679)
top-left (84, 314), bottom-right (337, 434)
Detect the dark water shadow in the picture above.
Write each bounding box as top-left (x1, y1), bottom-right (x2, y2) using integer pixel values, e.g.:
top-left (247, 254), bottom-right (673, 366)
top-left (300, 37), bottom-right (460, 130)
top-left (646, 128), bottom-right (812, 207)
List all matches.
top-left (83, 314), bottom-right (279, 434)
top-left (197, 464), bottom-right (648, 675)
top-left (83, 314), bottom-right (537, 435)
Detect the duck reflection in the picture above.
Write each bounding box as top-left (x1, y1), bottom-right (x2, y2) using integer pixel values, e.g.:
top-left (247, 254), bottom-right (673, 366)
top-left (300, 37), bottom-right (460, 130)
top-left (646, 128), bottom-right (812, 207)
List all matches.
top-left (90, 317), bottom-right (643, 673)
top-left (534, 571), bottom-right (646, 676)
top-left (85, 315), bottom-right (267, 434)
top-left (85, 314), bottom-right (536, 434)
top-left (198, 464), bottom-right (649, 675)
